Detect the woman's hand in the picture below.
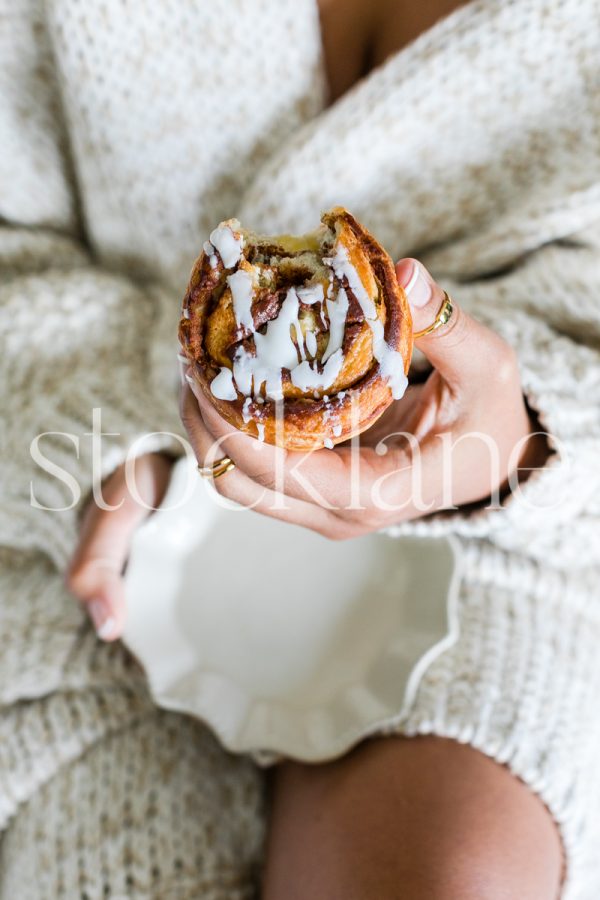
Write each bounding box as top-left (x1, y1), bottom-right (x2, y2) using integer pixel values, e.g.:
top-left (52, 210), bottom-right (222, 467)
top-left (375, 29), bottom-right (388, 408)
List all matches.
top-left (180, 259), bottom-right (547, 540)
top-left (67, 453), bottom-right (173, 640)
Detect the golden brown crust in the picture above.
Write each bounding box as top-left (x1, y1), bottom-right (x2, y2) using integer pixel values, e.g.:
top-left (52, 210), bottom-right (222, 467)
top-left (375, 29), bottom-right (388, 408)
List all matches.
top-left (179, 208), bottom-right (413, 451)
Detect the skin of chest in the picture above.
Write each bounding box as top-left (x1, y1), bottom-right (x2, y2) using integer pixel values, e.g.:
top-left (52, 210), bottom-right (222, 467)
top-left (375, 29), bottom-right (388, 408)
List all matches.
top-left (318, 0), bottom-right (469, 101)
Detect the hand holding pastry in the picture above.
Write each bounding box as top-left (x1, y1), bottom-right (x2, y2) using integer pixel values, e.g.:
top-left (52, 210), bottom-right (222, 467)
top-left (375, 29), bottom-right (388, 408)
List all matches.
top-left (181, 249), bottom-right (547, 539)
top-left (179, 208), bottom-right (413, 450)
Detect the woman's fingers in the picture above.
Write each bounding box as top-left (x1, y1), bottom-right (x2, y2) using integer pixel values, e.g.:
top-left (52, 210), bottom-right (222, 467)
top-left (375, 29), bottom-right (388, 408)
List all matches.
top-left (182, 378), bottom-right (437, 529)
top-left (66, 454), bottom-right (172, 640)
top-left (183, 373), bottom-right (334, 501)
top-left (396, 258), bottom-right (509, 389)
top-left (184, 376), bottom-right (372, 510)
top-left (180, 385), bottom-right (351, 536)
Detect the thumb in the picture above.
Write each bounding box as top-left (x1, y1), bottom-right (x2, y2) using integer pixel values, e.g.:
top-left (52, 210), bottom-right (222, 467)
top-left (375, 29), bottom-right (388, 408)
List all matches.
top-left (66, 454), bottom-right (172, 641)
top-left (396, 258), bottom-right (494, 387)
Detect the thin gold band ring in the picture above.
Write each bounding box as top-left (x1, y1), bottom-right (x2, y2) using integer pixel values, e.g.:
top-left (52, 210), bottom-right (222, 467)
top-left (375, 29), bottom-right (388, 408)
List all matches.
top-left (413, 291), bottom-right (454, 340)
top-left (197, 457), bottom-right (236, 479)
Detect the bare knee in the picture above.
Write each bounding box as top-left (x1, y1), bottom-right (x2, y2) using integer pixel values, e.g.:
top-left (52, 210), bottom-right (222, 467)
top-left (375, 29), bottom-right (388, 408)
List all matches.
top-left (262, 736), bottom-right (563, 900)
top-left (381, 739), bottom-right (563, 899)
top-left (395, 832), bottom-right (560, 900)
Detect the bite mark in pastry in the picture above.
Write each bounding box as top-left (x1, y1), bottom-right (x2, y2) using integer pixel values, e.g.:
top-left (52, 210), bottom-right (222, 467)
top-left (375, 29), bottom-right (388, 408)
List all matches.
top-left (179, 208), bottom-right (413, 451)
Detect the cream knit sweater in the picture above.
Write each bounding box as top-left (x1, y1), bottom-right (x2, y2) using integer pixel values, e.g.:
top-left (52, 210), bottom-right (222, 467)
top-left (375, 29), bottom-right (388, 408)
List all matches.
top-left (1, 0), bottom-right (600, 897)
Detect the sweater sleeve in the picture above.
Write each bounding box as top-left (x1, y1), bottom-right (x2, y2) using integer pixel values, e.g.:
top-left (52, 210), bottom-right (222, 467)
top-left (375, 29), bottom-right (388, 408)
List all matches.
top-left (387, 234), bottom-right (600, 570)
top-left (0, 4), bottom-right (183, 569)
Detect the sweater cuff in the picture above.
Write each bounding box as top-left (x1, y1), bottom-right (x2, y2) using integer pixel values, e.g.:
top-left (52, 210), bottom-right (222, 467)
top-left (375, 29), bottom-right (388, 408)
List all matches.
top-left (387, 309), bottom-right (600, 568)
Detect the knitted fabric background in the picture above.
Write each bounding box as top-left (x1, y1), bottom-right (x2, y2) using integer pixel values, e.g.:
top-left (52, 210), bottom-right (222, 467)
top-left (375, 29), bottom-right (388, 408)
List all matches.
top-left (1, 0), bottom-right (599, 896)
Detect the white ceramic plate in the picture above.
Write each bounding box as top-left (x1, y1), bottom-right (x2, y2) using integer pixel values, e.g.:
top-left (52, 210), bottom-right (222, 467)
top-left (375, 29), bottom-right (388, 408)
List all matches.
top-left (124, 457), bottom-right (461, 762)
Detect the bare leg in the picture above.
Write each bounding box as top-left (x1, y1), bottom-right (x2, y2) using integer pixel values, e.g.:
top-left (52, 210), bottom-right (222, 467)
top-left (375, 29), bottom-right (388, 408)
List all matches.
top-left (262, 736), bottom-right (564, 900)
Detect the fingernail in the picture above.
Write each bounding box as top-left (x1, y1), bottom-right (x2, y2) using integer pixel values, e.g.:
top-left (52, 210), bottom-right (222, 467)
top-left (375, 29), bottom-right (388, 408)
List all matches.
top-left (400, 260), bottom-right (432, 308)
top-left (89, 599), bottom-right (117, 641)
top-left (185, 371), bottom-right (202, 400)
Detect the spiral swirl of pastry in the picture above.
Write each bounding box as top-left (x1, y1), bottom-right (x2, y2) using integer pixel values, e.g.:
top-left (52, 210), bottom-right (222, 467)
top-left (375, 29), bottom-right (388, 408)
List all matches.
top-left (179, 208), bottom-right (413, 450)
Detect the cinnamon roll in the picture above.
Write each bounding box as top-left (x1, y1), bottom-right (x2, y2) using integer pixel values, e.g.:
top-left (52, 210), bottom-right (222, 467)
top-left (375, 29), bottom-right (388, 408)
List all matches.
top-left (179, 208), bottom-right (413, 451)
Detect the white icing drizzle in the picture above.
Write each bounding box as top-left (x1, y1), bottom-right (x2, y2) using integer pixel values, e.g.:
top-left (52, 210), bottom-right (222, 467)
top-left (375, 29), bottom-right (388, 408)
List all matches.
top-left (241, 287), bottom-right (302, 398)
top-left (182, 307), bottom-right (190, 319)
top-left (232, 286), bottom-right (340, 400)
top-left (232, 347), bottom-right (257, 397)
top-left (256, 423), bottom-right (265, 442)
top-left (209, 222), bottom-right (244, 269)
top-left (326, 240), bottom-right (408, 401)
top-left (325, 243), bottom-right (376, 319)
top-left (305, 329), bottom-right (317, 358)
top-left (368, 317), bottom-right (409, 399)
top-left (324, 438), bottom-right (334, 449)
top-left (323, 403), bottom-right (343, 442)
top-left (322, 288), bottom-right (349, 363)
top-left (255, 287), bottom-right (304, 371)
top-left (210, 366), bottom-right (237, 401)
top-left (327, 271), bottom-right (335, 299)
top-left (203, 241), bottom-right (218, 269)
top-left (291, 349), bottom-right (344, 392)
top-left (228, 268), bottom-right (255, 333)
top-left (296, 283), bottom-right (325, 305)
top-left (207, 233), bottom-right (407, 410)
top-left (380, 347), bottom-right (409, 399)
top-left (242, 397), bottom-right (253, 423)
top-left (319, 301), bottom-right (328, 329)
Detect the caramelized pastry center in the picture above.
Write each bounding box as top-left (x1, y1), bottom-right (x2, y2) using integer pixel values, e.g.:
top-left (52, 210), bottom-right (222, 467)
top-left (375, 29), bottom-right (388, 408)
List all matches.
top-left (203, 220), bottom-right (396, 403)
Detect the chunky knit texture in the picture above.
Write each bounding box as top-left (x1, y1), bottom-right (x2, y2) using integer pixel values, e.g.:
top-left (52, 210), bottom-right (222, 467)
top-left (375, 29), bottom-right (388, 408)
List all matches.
top-left (1, 0), bottom-right (600, 897)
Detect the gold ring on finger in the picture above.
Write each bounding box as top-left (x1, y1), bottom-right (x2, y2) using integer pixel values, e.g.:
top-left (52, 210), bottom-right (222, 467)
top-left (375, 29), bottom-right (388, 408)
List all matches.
top-left (197, 457), bottom-right (236, 479)
top-left (413, 291), bottom-right (454, 339)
